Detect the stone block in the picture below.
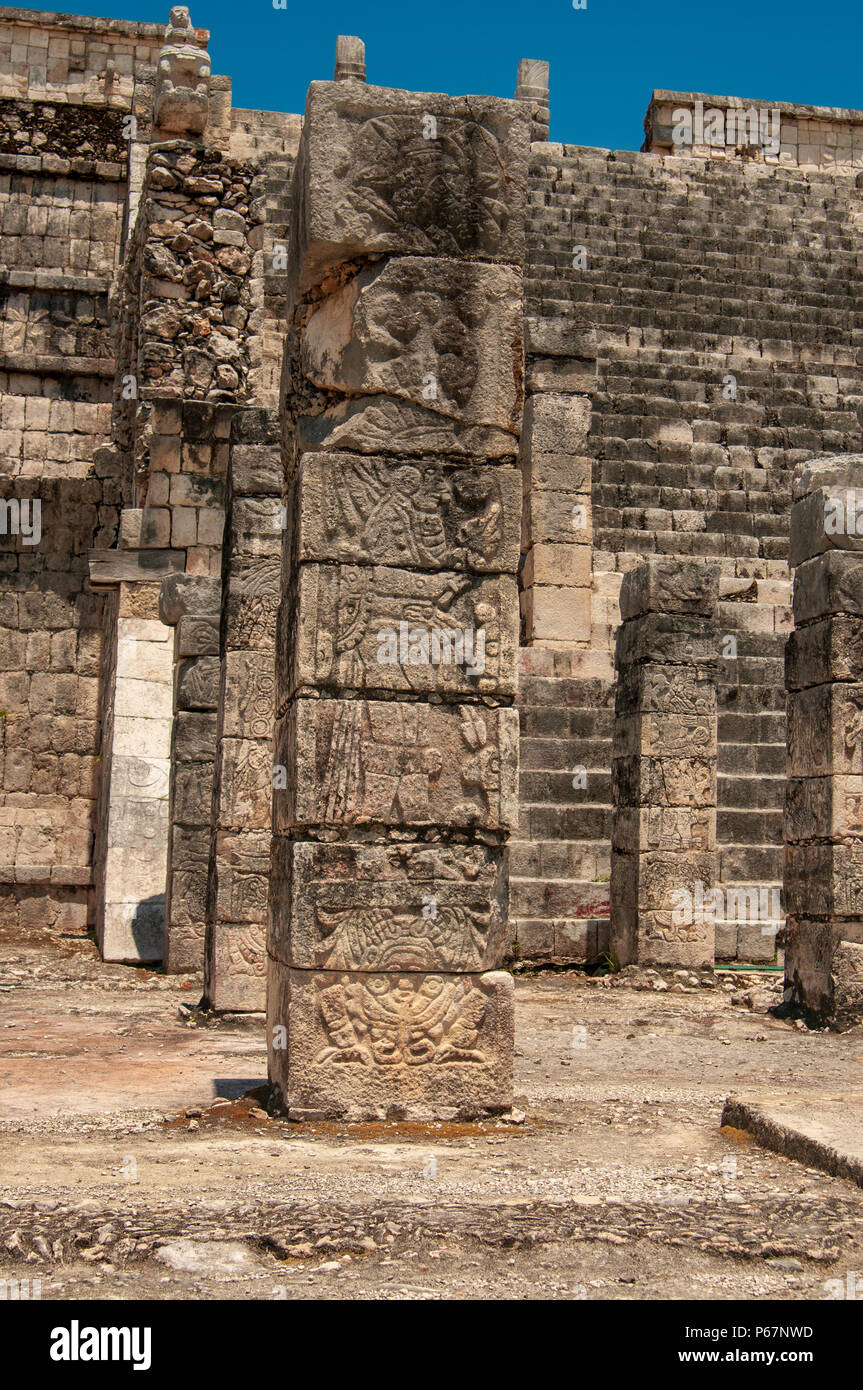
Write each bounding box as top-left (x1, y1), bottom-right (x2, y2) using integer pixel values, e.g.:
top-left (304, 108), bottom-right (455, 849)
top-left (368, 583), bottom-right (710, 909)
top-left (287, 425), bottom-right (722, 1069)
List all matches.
top-left (286, 564), bottom-right (519, 700)
top-left (176, 656), bottom-right (221, 711)
top-left (275, 699), bottom-right (518, 833)
top-left (619, 557), bottom-right (720, 621)
top-left (291, 82), bottom-right (529, 289)
top-left (292, 452), bottom-right (521, 574)
top-left (785, 775), bottom-right (863, 842)
top-left (301, 257), bottom-right (522, 436)
top-left (207, 923), bottom-right (266, 1012)
top-left (267, 963), bottom-right (514, 1120)
top-left (785, 841), bottom-right (863, 918)
top-left (793, 550), bottom-right (863, 625)
top-left (218, 738), bottom-right (273, 830)
top-left (222, 651), bottom-right (275, 740)
top-left (785, 614), bottom-right (863, 690)
top-left (788, 682), bottom-right (863, 777)
top-left (521, 392), bottom-right (590, 456)
top-left (99, 897), bottom-right (164, 964)
top-left (296, 396), bottom-right (517, 460)
top-left (613, 753), bottom-right (715, 809)
top-left (269, 840), bottom-right (507, 972)
top-left (615, 613), bottom-right (720, 669)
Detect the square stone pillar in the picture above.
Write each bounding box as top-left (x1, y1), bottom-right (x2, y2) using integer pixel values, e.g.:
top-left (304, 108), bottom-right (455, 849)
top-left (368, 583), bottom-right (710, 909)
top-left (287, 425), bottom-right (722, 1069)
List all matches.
top-left (611, 557), bottom-right (720, 968)
top-left (268, 73), bottom-right (529, 1119)
top-left (93, 581), bottom-right (173, 962)
top-left (785, 455), bottom-right (863, 1021)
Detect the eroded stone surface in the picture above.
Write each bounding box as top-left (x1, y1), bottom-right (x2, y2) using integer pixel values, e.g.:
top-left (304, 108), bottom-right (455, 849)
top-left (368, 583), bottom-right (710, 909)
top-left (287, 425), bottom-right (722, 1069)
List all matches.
top-left (284, 564), bottom-right (518, 700)
top-left (267, 964), bottom-right (514, 1120)
top-left (269, 841), bottom-right (507, 972)
top-left (292, 453), bottom-right (521, 574)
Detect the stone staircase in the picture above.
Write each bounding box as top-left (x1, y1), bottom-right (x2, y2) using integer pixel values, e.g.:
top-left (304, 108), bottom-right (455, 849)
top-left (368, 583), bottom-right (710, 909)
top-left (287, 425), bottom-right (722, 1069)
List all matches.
top-left (510, 648), bottom-right (613, 965)
top-left (522, 143), bottom-right (863, 963)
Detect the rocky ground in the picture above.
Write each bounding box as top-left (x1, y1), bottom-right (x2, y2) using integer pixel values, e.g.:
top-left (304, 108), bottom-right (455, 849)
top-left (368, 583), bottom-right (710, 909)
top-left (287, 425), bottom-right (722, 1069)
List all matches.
top-left (1, 936), bottom-right (862, 1301)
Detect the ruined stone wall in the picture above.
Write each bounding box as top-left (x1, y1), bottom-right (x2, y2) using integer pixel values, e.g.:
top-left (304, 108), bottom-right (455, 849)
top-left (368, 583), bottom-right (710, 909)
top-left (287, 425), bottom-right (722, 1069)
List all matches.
top-left (520, 128), bottom-right (863, 963)
top-left (0, 7), bottom-right (164, 942)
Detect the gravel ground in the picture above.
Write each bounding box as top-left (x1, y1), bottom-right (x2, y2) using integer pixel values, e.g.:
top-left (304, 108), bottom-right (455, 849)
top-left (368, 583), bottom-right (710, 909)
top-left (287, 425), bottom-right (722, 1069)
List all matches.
top-left (1, 936), bottom-right (862, 1301)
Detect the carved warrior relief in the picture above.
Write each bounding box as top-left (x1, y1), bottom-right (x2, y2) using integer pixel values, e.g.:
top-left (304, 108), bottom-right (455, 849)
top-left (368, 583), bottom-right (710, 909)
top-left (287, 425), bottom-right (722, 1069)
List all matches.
top-left (339, 114), bottom-right (514, 259)
top-left (291, 564), bottom-right (517, 700)
top-left (296, 454), bottom-right (521, 573)
top-left (301, 258), bottom-right (522, 432)
top-left (226, 558), bottom-right (281, 647)
top-left (293, 700), bottom-right (515, 830)
top-left (315, 974), bottom-right (489, 1067)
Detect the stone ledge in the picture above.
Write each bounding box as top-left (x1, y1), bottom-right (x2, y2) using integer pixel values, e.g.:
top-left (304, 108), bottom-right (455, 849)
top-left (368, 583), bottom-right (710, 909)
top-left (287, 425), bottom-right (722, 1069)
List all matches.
top-left (0, 150), bottom-right (125, 178)
top-left (0, 864), bottom-right (92, 887)
top-left (1, 269), bottom-right (110, 293)
top-left (89, 548), bottom-right (186, 586)
top-left (722, 1094), bottom-right (863, 1188)
top-left (0, 351), bottom-right (114, 378)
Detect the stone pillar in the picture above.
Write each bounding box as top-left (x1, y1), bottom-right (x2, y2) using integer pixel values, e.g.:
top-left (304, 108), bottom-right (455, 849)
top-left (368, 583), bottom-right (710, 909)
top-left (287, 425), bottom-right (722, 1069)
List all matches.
top-left (611, 557), bottom-right (720, 968)
top-left (515, 58), bottom-right (550, 143)
top-left (520, 392), bottom-right (592, 647)
top-left (204, 408), bottom-right (282, 1011)
top-left (784, 456), bottom-right (863, 1022)
top-left (267, 68), bottom-right (529, 1119)
top-left (93, 581), bottom-right (173, 962)
top-left (158, 572), bottom-right (220, 973)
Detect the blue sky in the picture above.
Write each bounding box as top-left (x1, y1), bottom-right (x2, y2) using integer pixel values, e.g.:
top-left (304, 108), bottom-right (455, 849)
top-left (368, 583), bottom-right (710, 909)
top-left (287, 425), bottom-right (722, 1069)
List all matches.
top-left (33, 0), bottom-right (863, 150)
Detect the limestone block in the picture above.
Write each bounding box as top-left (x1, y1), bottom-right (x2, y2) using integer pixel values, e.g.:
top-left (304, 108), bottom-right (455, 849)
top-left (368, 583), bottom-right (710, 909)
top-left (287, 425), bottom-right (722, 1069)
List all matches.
top-left (613, 753), bottom-right (715, 809)
top-left (115, 676), bottom-right (173, 721)
top-left (785, 842), bottom-right (863, 918)
top-left (793, 551), bottom-right (863, 625)
top-left (275, 699), bottom-right (519, 833)
top-left (293, 452), bottom-right (521, 574)
top-left (159, 573), bottom-right (220, 626)
top-left (612, 805), bottom-right (716, 855)
top-left (524, 490), bottom-right (593, 546)
top-left (612, 711), bottom-right (717, 762)
top-left (785, 775), bottom-right (863, 842)
top-left (218, 738), bottom-right (273, 830)
top-left (111, 755), bottom-right (171, 801)
top-left (173, 711), bottom-right (218, 762)
top-left (177, 615), bottom-right (219, 657)
top-left (222, 651), bottom-right (275, 739)
top-left (269, 840), bottom-right (507, 971)
top-left (521, 392), bottom-right (590, 456)
top-left (208, 923), bottom-right (266, 1012)
top-left (301, 258), bottom-right (522, 435)
top-left (100, 898), bottom-right (164, 964)
top-left (176, 656), bottom-right (220, 711)
top-left (297, 396), bottom-right (517, 460)
top-left (286, 564), bottom-right (518, 700)
top-left (224, 557), bottom-right (281, 649)
top-left (112, 715), bottom-right (172, 761)
top-left (785, 615), bottom-right (863, 691)
top-left (615, 664), bottom-right (718, 718)
top-left (173, 761), bottom-right (214, 825)
top-left (230, 443), bottom-right (282, 496)
top-left (619, 557), bottom-right (721, 620)
top-left (833, 939), bottom-right (863, 1021)
top-left (615, 613), bottom-right (720, 669)
top-left (788, 683), bottom-right (863, 777)
top-left (785, 918), bottom-right (863, 1018)
top-left (291, 82), bottom-right (529, 288)
top-left (522, 543), bottom-right (590, 589)
top-left (267, 964), bottom-right (514, 1120)
top-left (211, 830), bottom-right (270, 925)
top-left (522, 585), bottom-right (591, 644)
top-left (789, 486), bottom-right (863, 567)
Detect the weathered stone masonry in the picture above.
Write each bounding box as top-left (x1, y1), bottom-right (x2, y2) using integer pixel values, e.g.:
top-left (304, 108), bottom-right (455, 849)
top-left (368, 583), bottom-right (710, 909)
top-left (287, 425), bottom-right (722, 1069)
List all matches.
top-left (5, 6), bottom-right (863, 1043)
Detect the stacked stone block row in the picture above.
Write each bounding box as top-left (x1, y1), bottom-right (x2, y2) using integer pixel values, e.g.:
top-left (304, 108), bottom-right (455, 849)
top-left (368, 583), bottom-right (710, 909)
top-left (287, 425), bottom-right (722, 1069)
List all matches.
top-left (267, 69), bottom-right (530, 1119)
top-left (204, 407), bottom-right (281, 1010)
top-left (611, 557), bottom-right (720, 969)
top-left (784, 456), bottom-right (863, 1023)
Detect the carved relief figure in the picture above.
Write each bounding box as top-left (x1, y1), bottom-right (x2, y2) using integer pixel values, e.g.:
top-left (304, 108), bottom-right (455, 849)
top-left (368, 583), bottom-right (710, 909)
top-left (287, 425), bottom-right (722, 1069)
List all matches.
top-left (315, 974), bottom-right (488, 1066)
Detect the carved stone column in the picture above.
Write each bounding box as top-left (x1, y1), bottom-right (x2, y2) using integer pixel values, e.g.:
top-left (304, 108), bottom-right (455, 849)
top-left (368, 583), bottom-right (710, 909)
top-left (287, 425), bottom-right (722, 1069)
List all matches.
top-left (785, 456), bottom-right (863, 1022)
top-left (611, 557), bottom-right (720, 968)
top-left (267, 57), bottom-right (529, 1119)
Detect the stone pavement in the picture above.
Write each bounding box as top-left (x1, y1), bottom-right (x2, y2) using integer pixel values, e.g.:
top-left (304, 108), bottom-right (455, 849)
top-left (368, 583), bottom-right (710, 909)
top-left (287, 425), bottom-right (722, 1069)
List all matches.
top-left (1, 938), bottom-right (863, 1299)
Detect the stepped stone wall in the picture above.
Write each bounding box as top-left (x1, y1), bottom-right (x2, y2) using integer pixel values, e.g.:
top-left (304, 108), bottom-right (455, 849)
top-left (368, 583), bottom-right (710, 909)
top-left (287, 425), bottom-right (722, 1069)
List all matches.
top-left (3, 5), bottom-right (863, 1034)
